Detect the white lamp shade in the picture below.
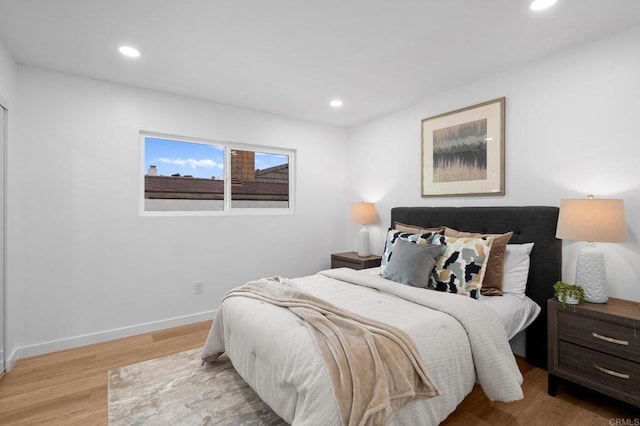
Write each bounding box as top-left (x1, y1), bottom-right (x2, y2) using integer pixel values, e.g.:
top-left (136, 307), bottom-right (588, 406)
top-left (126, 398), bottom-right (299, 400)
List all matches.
top-left (556, 198), bottom-right (627, 243)
top-left (350, 202), bottom-right (377, 225)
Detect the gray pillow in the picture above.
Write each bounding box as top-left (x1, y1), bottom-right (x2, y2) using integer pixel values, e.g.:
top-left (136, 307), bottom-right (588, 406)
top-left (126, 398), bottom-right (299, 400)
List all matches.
top-left (382, 239), bottom-right (442, 288)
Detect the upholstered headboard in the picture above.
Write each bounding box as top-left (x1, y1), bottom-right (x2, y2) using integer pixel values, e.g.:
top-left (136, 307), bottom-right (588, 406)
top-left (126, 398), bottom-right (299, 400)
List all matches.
top-left (390, 206), bottom-right (561, 369)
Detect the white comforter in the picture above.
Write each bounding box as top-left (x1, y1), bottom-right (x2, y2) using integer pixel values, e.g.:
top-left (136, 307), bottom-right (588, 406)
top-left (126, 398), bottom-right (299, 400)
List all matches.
top-left (203, 268), bottom-right (523, 425)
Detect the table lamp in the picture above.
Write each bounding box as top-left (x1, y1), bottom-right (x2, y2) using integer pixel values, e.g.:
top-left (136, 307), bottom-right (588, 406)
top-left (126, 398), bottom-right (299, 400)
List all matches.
top-left (555, 195), bottom-right (627, 303)
top-left (351, 202), bottom-right (377, 257)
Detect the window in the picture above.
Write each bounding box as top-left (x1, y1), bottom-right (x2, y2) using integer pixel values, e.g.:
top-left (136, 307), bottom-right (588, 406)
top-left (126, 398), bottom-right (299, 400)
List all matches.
top-left (141, 133), bottom-right (294, 215)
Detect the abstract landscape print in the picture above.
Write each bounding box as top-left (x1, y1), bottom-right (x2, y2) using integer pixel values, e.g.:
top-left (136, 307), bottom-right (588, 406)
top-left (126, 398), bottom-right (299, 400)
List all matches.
top-left (432, 119), bottom-right (487, 183)
top-left (422, 98), bottom-right (504, 197)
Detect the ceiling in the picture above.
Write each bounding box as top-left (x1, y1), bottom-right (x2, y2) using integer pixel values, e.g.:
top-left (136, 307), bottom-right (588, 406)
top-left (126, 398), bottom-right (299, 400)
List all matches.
top-left (1, 0), bottom-right (639, 127)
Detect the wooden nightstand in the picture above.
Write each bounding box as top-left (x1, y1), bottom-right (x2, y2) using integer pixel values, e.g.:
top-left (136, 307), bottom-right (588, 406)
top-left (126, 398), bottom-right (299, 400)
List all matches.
top-left (331, 252), bottom-right (381, 270)
top-left (547, 297), bottom-right (640, 407)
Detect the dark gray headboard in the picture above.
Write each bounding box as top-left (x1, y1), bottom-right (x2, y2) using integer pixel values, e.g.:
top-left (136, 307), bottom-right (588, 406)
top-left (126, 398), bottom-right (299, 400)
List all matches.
top-left (391, 206), bottom-right (561, 369)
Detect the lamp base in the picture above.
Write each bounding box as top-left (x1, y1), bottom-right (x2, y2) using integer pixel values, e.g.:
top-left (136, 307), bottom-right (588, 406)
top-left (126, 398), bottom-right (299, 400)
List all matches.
top-left (356, 226), bottom-right (371, 257)
top-left (576, 243), bottom-right (608, 303)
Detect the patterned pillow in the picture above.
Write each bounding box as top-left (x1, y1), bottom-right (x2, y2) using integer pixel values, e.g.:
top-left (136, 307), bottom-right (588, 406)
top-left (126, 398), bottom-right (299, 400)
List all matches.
top-left (444, 227), bottom-right (513, 296)
top-left (429, 234), bottom-right (493, 299)
top-left (380, 229), bottom-right (438, 274)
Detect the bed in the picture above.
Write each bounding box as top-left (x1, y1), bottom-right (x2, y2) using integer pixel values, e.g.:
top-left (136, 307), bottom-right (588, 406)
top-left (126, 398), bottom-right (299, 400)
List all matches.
top-left (203, 206), bottom-right (561, 425)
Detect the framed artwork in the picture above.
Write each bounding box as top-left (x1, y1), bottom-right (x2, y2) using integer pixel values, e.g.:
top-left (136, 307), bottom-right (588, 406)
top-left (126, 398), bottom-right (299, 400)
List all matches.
top-left (421, 97), bottom-right (505, 197)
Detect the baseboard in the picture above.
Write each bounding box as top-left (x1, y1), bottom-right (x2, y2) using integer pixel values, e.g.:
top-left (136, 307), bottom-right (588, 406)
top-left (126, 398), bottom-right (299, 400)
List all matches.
top-left (6, 309), bottom-right (217, 371)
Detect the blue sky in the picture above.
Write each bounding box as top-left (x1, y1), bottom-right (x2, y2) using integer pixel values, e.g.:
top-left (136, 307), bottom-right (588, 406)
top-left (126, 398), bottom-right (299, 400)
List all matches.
top-left (144, 137), bottom-right (288, 179)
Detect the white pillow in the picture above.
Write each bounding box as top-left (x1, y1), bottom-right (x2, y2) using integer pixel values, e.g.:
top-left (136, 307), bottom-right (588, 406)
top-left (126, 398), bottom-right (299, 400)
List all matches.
top-left (502, 243), bottom-right (534, 299)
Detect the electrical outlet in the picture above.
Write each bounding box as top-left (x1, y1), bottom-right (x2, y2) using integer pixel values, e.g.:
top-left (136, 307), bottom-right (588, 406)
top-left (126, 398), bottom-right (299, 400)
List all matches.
top-left (194, 281), bottom-right (203, 295)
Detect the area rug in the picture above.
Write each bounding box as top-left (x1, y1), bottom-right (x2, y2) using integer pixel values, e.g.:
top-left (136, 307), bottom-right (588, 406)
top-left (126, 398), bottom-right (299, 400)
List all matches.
top-left (108, 348), bottom-right (287, 425)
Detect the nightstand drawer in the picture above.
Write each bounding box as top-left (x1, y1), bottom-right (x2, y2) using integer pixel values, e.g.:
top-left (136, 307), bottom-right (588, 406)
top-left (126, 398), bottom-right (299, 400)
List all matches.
top-left (559, 311), bottom-right (640, 363)
top-left (332, 259), bottom-right (362, 269)
top-left (559, 340), bottom-right (640, 405)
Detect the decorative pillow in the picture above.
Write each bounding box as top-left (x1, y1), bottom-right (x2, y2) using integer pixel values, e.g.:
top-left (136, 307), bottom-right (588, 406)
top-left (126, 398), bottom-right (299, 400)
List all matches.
top-left (383, 239), bottom-right (443, 288)
top-left (380, 229), bottom-right (438, 274)
top-left (444, 227), bottom-right (514, 296)
top-left (394, 222), bottom-right (445, 235)
top-left (502, 243), bottom-right (535, 299)
top-left (429, 234), bottom-right (493, 299)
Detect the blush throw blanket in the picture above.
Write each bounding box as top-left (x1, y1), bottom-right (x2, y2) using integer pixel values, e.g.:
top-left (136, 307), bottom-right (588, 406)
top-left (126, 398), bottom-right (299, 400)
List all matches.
top-left (203, 277), bottom-right (440, 426)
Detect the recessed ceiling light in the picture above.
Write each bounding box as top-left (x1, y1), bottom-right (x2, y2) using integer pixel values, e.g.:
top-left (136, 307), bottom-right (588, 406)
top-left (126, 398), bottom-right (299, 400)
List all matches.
top-left (330, 99), bottom-right (343, 108)
top-left (118, 45), bottom-right (140, 58)
top-left (530, 0), bottom-right (558, 11)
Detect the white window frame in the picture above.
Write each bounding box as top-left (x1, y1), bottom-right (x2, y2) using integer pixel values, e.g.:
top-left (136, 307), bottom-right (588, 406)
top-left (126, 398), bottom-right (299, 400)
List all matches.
top-left (140, 131), bottom-right (295, 216)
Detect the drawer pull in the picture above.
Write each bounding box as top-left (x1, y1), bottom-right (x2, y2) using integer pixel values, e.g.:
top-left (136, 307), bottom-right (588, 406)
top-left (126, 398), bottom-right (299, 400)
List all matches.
top-left (593, 363), bottom-right (630, 379)
top-left (592, 332), bottom-right (629, 346)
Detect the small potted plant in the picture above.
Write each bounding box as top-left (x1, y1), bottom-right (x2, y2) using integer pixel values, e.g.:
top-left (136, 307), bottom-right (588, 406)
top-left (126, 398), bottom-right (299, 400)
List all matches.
top-left (553, 281), bottom-right (585, 308)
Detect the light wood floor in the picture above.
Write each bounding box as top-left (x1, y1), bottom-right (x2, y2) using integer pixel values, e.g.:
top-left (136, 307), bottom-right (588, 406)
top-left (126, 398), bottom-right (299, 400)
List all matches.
top-left (442, 357), bottom-right (638, 425)
top-left (0, 321), bottom-right (636, 425)
top-left (0, 321), bottom-right (212, 425)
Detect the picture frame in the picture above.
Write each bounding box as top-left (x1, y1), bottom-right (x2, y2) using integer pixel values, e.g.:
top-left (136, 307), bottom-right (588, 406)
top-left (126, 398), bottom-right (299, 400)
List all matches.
top-left (421, 97), bottom-right (505, 197)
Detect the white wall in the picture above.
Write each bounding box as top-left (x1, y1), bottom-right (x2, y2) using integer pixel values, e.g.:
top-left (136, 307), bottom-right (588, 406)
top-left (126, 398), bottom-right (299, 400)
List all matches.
top-left (0, 39), bottom-right (17, 372)
top-left (346, 24), bottom-right (640, 303)
top-left (6, 67), bottom-right (348, 366)
top-left (0, 40), bottom-right (16, 105)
